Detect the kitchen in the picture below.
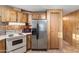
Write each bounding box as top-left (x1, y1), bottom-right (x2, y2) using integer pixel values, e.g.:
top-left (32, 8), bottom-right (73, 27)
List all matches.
top-left (0, 5), bottom-right (79, 53)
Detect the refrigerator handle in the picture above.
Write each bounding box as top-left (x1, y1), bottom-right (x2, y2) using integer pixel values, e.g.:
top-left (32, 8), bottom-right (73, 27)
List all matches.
top-left (36, 23), bottom-right (39, 39)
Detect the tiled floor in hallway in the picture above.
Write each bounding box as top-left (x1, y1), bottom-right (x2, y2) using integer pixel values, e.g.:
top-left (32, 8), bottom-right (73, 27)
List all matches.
top-left (27, 40), bottom-right (79, 53)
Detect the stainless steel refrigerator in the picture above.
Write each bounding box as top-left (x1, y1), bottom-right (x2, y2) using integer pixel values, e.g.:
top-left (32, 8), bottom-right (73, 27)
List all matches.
top-left (32, 20), bottom-right (48, 50)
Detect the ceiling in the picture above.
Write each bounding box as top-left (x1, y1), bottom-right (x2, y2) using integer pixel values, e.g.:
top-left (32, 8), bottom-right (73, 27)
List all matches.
top-left (11, 5), bottom-right (79, 15)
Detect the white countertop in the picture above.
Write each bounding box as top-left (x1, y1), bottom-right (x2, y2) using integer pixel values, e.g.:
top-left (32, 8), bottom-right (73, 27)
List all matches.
top-left (0, 35), bottom-right (6, 40)
top-left (0, 32), bottom-right (32, 40)
top-left (22, 33), bottom-right (32, 35)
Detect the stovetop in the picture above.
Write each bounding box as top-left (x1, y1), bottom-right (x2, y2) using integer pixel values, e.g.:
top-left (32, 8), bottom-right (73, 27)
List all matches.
top-left (6, 33), bottom-right (25, 38)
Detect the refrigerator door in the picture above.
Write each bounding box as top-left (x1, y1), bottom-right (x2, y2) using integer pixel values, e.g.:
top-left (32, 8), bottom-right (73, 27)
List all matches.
top-left (32, 35), bottom-right (38, 49)
top-left (32, 20), bottom-right (38, 49)
top-left (38, 20), bottom-right (48, 49)
top-left (32, 20), bottom-right (38, 28)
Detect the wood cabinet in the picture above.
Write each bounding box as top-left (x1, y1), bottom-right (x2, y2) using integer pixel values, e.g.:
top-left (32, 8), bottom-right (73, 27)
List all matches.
top-left (1, 7), bottom-right (10, 22)
top-left (28, 13), bottom-right (32, 25)
top-left (0, 6), bottom-right (28, 22)
top-left (17, 12), bottom-right (23, 22)
top-left (0, 40), bottom-right (5, 53)
top-left (27, 34), bottom-right (32, 50)
top-left (32, 12), bottom-right (47, 20)
top-left (40, 13), bottom-right (47, 19)
top-left (47, 9), bottom-right (63, 49)
top-left (32, 13), bottom-right (40, 20)
top-left (17, 12), bottom-right (28, 22)
top-left (9, 9), bottom-right (16, 22)
top-left (0, 7), bottom-right (16, 22)
top-left (22, 13), bottom-right (28, 22)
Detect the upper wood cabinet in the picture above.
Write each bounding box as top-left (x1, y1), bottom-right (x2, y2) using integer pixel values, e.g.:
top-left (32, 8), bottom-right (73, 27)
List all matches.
top-left (9, 9), bottom-right (17, 22)
top-left (32, 13), bottom-right (40, 20)
top-left (0, 6), bottom-right (28, 22)
top-left (32, 12), bottom-right (47, 20)
top-left (0, 7), bottom-right (16, 22)
top-left (22, 13), bottom-right (28, 22)
top-left (17, 12), bottom-right (23, 22)
top-left (40, 13), bottom-right (47, 19)
top-left (1, 7), bottom-right (10, 22)
top-left (17, 12), bottom-right (28, 22)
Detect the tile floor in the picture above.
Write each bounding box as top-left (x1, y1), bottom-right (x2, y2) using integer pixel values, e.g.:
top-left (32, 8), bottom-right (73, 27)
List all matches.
top-left (27, 40), bottom-right (79, 53)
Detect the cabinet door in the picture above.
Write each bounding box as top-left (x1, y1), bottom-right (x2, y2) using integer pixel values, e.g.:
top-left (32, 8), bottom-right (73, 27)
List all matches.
top-left (9, 9), bottom-right (16, 22)
top-left (50, 13), bottom-right (59, 49)
top-left (22, 13), bottom-right (28, 22)
top-left (0, 40), bottom-right (5, 53)
top-left (17, 12), bottom-right (23, 22)
top-left (32, 13), bottom-right (40, 20)
top-left (2, 7), bottom-right (10, 22)
top-left (40, 13), bottom-right (47, 19)
top-left (27, 35), bottom-right (32, 50)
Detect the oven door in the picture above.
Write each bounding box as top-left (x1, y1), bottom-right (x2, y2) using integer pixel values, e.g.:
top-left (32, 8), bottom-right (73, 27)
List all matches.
top-left (6, 35), bottom-right (26, 52)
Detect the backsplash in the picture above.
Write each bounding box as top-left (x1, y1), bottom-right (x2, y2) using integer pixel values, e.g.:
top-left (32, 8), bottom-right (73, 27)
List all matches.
top-left (6, 30), bottom-right (22, 35)
top-left (0, 30), bottom-right (6, 35)
top-left (0, 22), bottom-right (6, 35)
top-left (0, 22), bottom-right (8, 25)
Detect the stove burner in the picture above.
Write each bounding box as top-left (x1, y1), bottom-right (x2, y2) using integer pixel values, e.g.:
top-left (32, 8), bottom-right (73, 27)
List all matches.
top-left (8, 34), bottom-right (14, 37)
top-left (18, 33), bottom-right (23, 35)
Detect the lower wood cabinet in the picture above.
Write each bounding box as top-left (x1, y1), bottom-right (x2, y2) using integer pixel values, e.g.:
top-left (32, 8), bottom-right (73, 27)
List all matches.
top-left (0, 39), bottom-right (6, 53)
top-left (27, 34), bottom-right (32, 50)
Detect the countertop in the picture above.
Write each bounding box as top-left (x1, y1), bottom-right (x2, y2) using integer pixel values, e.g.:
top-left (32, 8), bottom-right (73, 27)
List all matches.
top-left (0, 35), bottom-right (6, 40)
top-left (22, 33), bottom-right (32, 35)
top-left (0, 32), bottom-right (32, 40)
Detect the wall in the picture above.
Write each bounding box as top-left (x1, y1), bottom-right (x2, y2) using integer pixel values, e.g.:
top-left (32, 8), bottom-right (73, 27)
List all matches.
top-left (63, 10), bottom-right (79, 48)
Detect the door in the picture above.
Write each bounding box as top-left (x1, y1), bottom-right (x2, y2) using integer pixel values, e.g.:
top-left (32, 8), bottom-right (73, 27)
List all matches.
top-left (38, 20), bottom-right (48, 49)
top-left (50, 13), bottom-right (59, 49)
top-left (32, 20), bottom-right (38, 49)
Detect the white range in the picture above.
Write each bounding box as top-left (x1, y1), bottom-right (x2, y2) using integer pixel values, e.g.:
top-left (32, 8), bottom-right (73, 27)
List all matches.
top-left (5, 33), bottom-right (31, 53)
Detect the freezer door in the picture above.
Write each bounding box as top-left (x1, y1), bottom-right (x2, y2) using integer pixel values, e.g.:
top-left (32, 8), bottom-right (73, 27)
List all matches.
top-left (38, 20), bottom-right (48, 49)
top-left (32, 20), bottom-right (38, 49)
top-left (32, 35), bottom-right (38, 49)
